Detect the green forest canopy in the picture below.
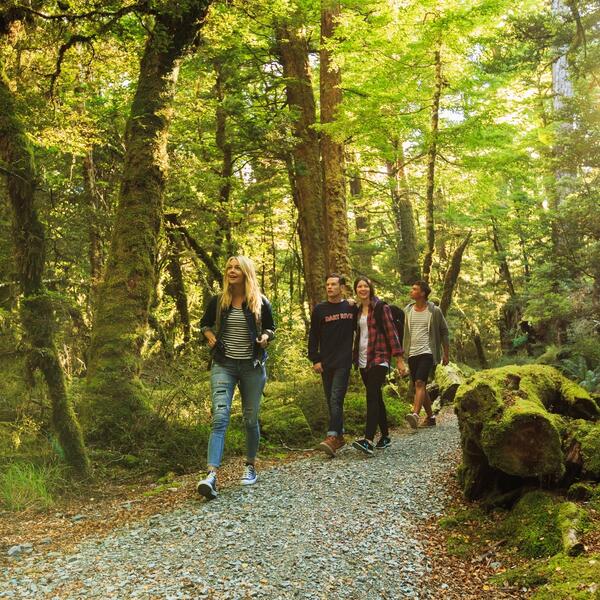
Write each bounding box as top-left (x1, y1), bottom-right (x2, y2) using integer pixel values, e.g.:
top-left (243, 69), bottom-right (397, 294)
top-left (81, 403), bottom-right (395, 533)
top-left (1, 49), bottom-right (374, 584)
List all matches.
top-left (0, 0), bottom-right (598, 468)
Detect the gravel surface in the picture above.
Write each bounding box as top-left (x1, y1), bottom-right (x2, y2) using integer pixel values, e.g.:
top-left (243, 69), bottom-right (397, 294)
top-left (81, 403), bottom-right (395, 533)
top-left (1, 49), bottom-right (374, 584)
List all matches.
top-left (1, 416), bottom-right (460, 599)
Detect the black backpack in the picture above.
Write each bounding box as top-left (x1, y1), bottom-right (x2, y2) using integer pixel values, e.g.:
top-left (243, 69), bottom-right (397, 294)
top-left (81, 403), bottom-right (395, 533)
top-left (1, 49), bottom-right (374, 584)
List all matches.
top-left (373, 301), bottom-right (404, 346)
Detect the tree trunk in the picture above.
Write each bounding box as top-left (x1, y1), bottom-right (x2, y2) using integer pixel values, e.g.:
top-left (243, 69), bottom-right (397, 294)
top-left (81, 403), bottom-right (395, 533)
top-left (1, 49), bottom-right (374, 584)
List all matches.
top-left (277, 23), bottom-right (326, 309)
top-left (165, 212), bottom-right (222, 286)
top-left (454, 303), bottom-right (488, 369)
top-left (320, 0), bottom-right (350, 278)
top-left (387, 143), bottom-right (420, 285)
top-left (212, 59), bottom-right (234, 264)
top-left (82, 147), bottom-right (103, 316)
top-left (0, 69), bottom-right (90, 477)
top-left (422, 46), bottom-right (443, 282)
top-left (164, 222), bottom-right (191, 344)
top-left (491, 218), bottom-right (515, 297)
top-left (348, 156), bottom-right (372, 274)
top-left (440, 231), bottom-right (471, 316)
top-left (85, 2), bottom-right (211, 445)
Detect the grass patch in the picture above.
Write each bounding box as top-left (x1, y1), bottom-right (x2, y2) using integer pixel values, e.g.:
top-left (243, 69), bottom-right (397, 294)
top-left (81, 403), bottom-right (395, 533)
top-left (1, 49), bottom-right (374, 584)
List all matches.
top-left (0, 462), bottom-right (66, 511)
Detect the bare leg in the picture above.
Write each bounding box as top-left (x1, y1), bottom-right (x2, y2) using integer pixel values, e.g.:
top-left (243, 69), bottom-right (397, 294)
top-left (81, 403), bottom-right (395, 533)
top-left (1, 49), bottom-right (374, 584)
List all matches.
top-left (412, 380), bottom-right (432, 417)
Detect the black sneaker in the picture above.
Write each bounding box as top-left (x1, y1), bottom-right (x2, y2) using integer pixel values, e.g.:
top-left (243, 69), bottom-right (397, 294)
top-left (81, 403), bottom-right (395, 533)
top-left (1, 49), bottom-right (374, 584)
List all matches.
top-left (375, 436), bottom-right (391, 449)
top-left (196, 471), bottom-right (217, 500)
top-left (352, 438), bottom-right (374, 456)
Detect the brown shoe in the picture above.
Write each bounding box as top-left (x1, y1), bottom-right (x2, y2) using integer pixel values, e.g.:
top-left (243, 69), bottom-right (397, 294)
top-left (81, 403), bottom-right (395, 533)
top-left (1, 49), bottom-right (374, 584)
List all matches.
top-left (332, 435), bottom-right (346, 451)
top-left (419, 416), bottom-right (437, 428)
top-left (319, 435), bottom-right (338, 457)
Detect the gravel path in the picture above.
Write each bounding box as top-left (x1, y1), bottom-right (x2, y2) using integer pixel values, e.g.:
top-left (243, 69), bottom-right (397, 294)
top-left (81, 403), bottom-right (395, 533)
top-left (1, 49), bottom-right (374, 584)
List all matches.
top-left (1, 416), bottom-right (460, 599)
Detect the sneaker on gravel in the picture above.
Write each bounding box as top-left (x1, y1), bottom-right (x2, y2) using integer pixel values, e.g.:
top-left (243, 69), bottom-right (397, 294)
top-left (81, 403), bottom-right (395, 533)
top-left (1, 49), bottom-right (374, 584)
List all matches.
top-left (319, 435), bottom-right (344, 457)
top-left (196, 471), bottom-right (217, 500)
top-left (375, 436), bottom-right (391, 449)
top-left (404, 412), bottom-right (419, 430)
top-left (240, 463), bottom-right (258, 486)
top-left (352, 438), bottom-right (374, 455)
top-left (419, 416), bottom-right (437, 428)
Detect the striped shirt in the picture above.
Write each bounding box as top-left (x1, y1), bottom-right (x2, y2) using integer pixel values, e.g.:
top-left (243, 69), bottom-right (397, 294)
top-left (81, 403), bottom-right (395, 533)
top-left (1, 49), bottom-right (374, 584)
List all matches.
top-left (222, 307), bottom-right (253, 359)
top-left (409, 308), bottom-right (432, 357)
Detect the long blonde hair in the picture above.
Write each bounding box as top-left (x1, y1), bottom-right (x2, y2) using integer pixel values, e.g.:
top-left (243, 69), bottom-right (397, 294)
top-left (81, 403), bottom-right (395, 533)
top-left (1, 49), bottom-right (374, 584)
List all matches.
top-left (220, 256), bottom-right (263, 319)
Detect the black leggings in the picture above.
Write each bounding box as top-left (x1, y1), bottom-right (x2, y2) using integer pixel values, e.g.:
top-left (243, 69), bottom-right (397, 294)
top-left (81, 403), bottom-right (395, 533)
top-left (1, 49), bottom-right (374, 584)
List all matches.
top-left (360, 365), bottom-right (389, 441)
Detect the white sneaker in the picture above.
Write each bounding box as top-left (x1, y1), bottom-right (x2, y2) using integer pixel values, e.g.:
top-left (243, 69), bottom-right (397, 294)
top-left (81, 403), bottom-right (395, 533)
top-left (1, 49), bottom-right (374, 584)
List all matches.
top-left (240, 464), bottom-right (258, 486)
top-left (196, 471), bottom-right (218, 500)
top-left (404, 412), bottom-right (419, 430)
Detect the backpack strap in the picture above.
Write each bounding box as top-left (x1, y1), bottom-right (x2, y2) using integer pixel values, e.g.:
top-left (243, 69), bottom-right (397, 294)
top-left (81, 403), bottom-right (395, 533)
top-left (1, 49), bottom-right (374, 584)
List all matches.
top-left (373, 300), bottom-right (386, 334)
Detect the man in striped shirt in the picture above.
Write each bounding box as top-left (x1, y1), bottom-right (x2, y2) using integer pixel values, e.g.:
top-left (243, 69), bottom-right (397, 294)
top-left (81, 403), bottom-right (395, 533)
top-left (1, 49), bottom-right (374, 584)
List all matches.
top-left (402, 280), bottom-right (450, 429)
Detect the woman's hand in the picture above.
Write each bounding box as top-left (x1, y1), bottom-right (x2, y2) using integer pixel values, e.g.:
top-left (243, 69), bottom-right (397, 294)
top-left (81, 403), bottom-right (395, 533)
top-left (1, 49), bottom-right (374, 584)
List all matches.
top-left (205, 332), bottom-right (217, 348)
top-left (257, 333), bottom-right (269, 348)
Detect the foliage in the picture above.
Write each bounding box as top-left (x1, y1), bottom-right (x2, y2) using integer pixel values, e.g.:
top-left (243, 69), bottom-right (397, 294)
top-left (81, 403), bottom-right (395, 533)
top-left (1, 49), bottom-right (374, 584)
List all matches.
top-left (0, 0), bottom-right (599, 483)
top-left (0, 462), bottom-right (67, 511)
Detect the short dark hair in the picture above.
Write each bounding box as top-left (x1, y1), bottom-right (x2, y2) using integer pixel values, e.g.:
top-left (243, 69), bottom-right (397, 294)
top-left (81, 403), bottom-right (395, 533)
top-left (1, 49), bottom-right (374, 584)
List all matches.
top-left (353, 276), bottom-right (375, 298)
top-left (326, 273), bottom-right (346, 286)
top-left (413, 280), bottom-right (431, 298)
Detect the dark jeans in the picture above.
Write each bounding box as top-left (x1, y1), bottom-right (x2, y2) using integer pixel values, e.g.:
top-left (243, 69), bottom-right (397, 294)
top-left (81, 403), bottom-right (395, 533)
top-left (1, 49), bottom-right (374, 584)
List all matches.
top-left (321, 367), bottom-right (351, 436)
top-left (360, 365), bottom-right (389, 441)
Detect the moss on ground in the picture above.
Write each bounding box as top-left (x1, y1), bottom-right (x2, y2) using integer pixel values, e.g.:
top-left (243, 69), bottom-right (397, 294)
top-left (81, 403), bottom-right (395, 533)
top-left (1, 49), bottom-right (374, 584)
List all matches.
top-left (492, 554), bottom-right (600, 599)
top-left (498, 491), bottom-right (563, 558)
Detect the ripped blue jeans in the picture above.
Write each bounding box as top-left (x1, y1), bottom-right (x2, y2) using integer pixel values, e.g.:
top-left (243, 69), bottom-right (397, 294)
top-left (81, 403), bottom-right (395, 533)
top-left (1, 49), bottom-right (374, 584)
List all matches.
top-left (207, 357), bottom-right (267, 468)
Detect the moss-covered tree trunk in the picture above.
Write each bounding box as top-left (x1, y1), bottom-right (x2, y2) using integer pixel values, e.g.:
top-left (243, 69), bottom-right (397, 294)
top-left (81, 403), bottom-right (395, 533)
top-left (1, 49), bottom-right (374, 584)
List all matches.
top-left (85, 2), bottom-right (211, 445)
top-left (0, 69), bottom-right (90, 478)
top-left (277, 22), bottom-right (326, 308)
top-left (388, 143), bottom-right (420, 285)
top-left (320, 0), bottom-right (350, 278)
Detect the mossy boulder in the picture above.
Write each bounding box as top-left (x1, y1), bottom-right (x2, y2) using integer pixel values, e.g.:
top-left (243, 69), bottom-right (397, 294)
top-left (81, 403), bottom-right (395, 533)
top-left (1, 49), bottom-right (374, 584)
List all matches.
top-left (434, 362), bottom-right (467, 405)
top-left (454, 365), bottom-right (598, 502)
top-left (264, 379), bottom-right (328, 435)
top-left (564, 420), bottom-right (600, 480)
top-left (567, 481), bottom-right (596, 501)
top-left (260, 403), bottom-right (314, 446)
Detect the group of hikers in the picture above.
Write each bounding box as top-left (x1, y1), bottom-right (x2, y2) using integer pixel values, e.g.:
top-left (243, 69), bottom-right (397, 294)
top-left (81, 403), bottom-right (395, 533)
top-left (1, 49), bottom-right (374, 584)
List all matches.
top-left (196, 255), bottom-right (450, 500)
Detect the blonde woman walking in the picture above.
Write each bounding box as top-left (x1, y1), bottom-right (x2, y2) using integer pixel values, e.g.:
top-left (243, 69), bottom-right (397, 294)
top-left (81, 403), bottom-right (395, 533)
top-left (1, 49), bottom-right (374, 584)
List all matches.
top-left (196, 256), bottom-right (275, 500)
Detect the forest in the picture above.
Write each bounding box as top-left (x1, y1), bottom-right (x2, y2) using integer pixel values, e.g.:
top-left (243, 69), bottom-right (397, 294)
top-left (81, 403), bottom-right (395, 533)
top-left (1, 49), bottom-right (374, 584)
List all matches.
top-left (0, 0), bottom-right (599, 597)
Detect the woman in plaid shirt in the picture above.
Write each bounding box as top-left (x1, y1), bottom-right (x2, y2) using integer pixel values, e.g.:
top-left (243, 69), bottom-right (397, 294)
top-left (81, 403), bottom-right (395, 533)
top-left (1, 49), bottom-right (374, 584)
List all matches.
top-left (351, 276), bottom-right (406, 455)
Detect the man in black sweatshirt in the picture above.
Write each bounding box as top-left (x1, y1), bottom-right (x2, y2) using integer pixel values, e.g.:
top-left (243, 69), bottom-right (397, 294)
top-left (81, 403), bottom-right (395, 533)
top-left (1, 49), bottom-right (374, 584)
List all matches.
top-left (308, 273), bottom-right (356, 457)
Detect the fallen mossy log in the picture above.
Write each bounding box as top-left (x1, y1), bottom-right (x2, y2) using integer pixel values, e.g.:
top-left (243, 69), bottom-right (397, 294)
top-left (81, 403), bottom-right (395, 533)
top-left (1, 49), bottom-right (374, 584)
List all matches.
top-left (500, 491), bottom-right (585, 557)
top-left (558, 501), bottom-right (585, 557)
top-left (455, 365), bottom-right (599, 502)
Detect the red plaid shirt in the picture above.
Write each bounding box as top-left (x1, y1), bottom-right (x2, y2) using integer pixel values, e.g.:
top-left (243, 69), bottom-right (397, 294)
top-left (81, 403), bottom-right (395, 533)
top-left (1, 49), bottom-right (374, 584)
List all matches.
top-left (353, 298), bottom-right (403, 369)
